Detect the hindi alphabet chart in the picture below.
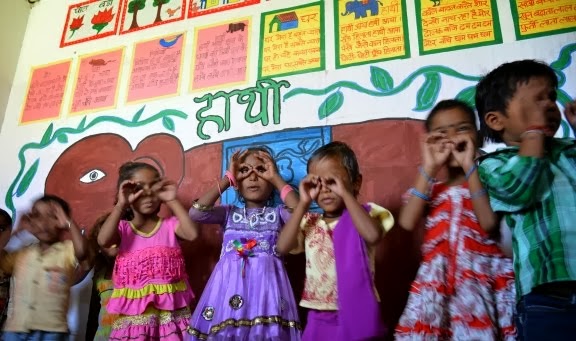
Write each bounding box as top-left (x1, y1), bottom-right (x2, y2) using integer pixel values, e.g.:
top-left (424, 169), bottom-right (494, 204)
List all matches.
top-left (20, 60), bottom-right (72, 125)
top-left (127, 34), bottom-right (185, 103)
top-left (259, 2), bottom-right (325, 79)
top-left (416, 0), bottom-right (503, 54)
top-left (335, 0), bottom-right (409, 68)
top-left (510, 0), bottom-right (576, 39)
top-left (191, 19), bottom-right (251, 91)
top-left (60, 0), bottom-right (121, 48)
top-left (70, 48), bottom-right (124, 115)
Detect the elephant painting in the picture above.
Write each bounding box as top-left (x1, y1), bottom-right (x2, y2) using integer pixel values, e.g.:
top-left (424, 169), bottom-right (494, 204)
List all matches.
top-left (341, 0), bottom-right (383, 19)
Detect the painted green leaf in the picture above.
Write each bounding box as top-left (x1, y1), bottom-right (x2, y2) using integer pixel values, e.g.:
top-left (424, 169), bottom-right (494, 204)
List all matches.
top-left (550, 48), bottom-right (572, 71)
top-left (16, 159), bottom-right (39, 197)
top-left (414, 73), bottom-right (441, 112)
top-left (557, 89), bottom-right (573, 107)
top-left (370, 66), bottom-right (394, 92)
top-left (77, 116), bottom-right (87, 129)
top-left (56, 134), bottom-right (68, 143)
top-left (318, 90), bottom-right (344, 119)
top-left (455, 86), bottom-right (476, 108)
top-left (132, 106), bottom-right (145, 122)
top-left (162, 116), bottom-right (175, 131)
top-left (560, 120), bottom-right (572, 138)
top-left (40, 123), bottom-right (54, 145)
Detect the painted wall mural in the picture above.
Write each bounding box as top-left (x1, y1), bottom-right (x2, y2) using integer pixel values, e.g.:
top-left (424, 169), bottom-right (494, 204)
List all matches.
top-left (2, 0), bottom-right (576, 339)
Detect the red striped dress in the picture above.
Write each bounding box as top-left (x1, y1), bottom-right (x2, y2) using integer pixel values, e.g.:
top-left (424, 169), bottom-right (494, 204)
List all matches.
top-left (396, 183), bottom-right (516, 340)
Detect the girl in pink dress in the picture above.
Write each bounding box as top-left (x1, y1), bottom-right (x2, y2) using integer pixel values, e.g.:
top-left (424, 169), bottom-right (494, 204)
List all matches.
top-left (98, 162), bottom-right (200, 340)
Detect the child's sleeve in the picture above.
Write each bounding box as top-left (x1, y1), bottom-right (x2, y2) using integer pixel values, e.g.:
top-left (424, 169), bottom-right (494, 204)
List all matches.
top-left (0, 250), bottom-right (18, 274)
top-left (288, 213), bottom-right (316, 255)
top-left (63, 240), bottom-right (80, 270)
top-left (189, 205), bottom-right (228, 226)
top-left (478, 152), bottom-right (545, 212)
top-left (367, 203), bottom-right (395, 233)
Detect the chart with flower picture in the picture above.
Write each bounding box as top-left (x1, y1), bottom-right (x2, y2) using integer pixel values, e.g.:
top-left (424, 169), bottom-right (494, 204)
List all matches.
top-left (60, 0), bottom-right (121, 47)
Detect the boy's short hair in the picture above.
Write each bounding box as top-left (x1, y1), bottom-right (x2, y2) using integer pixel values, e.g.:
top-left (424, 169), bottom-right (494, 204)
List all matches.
top-left (35, 194), bottom-right (71, 216)
top-left (0, 208), bottom-right (12, 227)
top-left (475, 60), bottom-right (558, 143)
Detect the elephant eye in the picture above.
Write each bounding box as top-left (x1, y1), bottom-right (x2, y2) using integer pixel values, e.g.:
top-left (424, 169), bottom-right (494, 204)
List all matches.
top-left (79, 169), bottom-right (106, 184)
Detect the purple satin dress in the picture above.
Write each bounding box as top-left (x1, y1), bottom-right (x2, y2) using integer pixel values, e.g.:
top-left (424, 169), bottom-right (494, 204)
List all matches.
top-left (187, 205), bottom-right (302, 340)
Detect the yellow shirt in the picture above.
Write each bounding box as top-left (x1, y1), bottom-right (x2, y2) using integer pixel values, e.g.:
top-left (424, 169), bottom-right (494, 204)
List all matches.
top-left (292, 203), bottom-right (394, 310)
top-left (0, 240), bottom-right (78, 333)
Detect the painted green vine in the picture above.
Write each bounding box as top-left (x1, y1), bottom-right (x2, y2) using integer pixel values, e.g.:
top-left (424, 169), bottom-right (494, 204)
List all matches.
top-left (4, 106), bottom-right (187, 219)
top-left (284, 43), bottom-right (576, 121)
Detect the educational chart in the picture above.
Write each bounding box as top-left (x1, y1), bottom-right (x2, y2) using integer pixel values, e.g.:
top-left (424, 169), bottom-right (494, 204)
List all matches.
top-left (127, 34), bottom-right (185, 103)
top-left (70, 48), bottom-right (124, 115)
top-left (335, 0), bottom-right (409, 68)
top-left (416, 0), bottom-right (502, 54)
top-left (510, 0), bottom-right (576, 39)
top-left (259, 2), bottom-right (324, 79)
top-left (60, 0), bottom-right (121, 47)
top-left (191, 19), bottom-right (250, 91)
top-left (188, 0), bottom-right (259, 18)
top-left (19, 60), bottom-right (71, 124)
top-left (119, 0), bottom-right (186, 34)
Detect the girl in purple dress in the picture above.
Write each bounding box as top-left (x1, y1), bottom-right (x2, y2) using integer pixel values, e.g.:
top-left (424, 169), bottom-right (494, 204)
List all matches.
top-left (187, 147), bottom-right (302, 340)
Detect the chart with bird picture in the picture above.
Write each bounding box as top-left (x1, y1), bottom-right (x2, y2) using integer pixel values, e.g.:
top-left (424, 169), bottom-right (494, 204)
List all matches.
top-left (60, 0), bottom-right (121, 47)
top-left (187, 0), bottom-right (259, 18)
top-left (119, 0), bottom-right (186, 34)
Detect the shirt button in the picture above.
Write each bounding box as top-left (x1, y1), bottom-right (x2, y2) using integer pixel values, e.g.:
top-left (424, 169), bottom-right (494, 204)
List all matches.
top-left (32, 280), bottom-right (39, 284)
top-left (29, 305), bottom-right (35, 310)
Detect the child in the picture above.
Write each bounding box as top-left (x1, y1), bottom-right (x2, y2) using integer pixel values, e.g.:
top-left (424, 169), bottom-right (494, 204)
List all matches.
top-left (277, 141), bottom-right (394, 341)
top-left (98, 161), bottom-right (199, 340)
top-left (476, 59), bottom-right (576, 340)
top-left (86, 213), bottom-right (118, 341)
top-left (0, 195), bottom-right (88, 341)
top-left (187, 147), bottom-right (302, 340)
top-left (0, 208), bottom-right (12, 328)
top-left (394, 100), bottom-right (516, 340)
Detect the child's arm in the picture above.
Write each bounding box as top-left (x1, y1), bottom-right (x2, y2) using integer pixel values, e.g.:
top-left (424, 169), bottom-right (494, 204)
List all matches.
top-left (154, 179), bottom-right (199, 241)
top-left (277, 175), bottom-right (319, 254)
top-left (98, 180), bottom-right (139, 248)
top-left (563, 100), bottom-right (576, 137)
top-left (52, 202), bottom-right (89, 261)
top-left (255, 151), bottom-right (299, 209)
top-left (399, 132), bottom-right (452, 231)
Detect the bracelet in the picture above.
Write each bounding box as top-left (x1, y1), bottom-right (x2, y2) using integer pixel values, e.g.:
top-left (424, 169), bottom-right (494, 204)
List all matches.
top-left (216, 179), bottom-right (222, 197)
top-left (465, 164), bottom-right (478, 180)
top-left (192, 201), bottom-right (214, 212)
top-left (409, 187), bottom-right (431, 201)
top-left (66, 220), bottom-right (71, 229)
top-left (418, 166), bottom-right (436, 184)
top-left (225, 170), bottom-right (237, 189)
top-left (280, 184), bottom-right (294, 202)
top-left (520, 129), bottom-right (545, 139)
top-left (470, 189), bottom-right (487, 200)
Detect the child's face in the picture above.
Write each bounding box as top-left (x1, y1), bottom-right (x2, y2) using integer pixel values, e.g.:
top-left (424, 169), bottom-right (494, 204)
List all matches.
top-left (0, 216), bottom-right (12, 247)
top-left (130, 168), bottom-right (161, 216)
top-left (237, 153), bottom-right (274, 205)
top-left (308, 156), bottom-right (358, 216)
top-left (27, 202), bottom-right (61, 243)
top-left (490, 76), bottom-right (561, 145)
top-left (429, 107), bottom-right (477, 167)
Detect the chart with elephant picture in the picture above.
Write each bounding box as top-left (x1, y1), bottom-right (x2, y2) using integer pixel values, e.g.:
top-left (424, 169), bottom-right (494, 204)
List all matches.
top-left (2, 0), bottom-right (576, 339)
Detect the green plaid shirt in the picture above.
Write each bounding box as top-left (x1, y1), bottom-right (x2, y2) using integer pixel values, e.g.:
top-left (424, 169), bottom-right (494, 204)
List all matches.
top-left (479, 138), bottom-right (576, 300)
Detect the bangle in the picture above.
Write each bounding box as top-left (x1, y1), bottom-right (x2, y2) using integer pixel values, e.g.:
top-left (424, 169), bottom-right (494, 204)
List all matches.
top-left (225, 170), bottom-right (237, 189)
top-left (521, 129), bottom-right (545, 139)
top-left (409, 188), bottom-right (431, 201)
top-left (280, 184), bottom-right (294, 202)
top-left (470, 189), bottom-right (487, 200)
top-left (66, 220), bottom-right (71, 229)
top-left (192, 201), bottom-right (214, 212)
top-left (465, 164), bottom-right (478, 180)
top-left (216, 179), bottom-right (222, 197)
top-left (418, 166), bottom-right (436, 184)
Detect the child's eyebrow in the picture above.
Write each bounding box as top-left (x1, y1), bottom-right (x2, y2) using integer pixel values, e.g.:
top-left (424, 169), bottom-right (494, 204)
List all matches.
top-left (433, 121), bottom-right (473, 130)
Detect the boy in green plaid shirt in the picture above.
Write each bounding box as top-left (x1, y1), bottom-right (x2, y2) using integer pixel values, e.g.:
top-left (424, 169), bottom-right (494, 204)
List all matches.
top-left (476, 59), bottom-right (576, 340)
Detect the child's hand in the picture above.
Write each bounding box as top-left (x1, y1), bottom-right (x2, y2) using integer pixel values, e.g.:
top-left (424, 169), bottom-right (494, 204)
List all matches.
top-left (229, 150), bottom-right (252, 182)
top-left (450, 135), bottom-right (476, 171)
top-left (153, 179), bottom-right (178, 202)
top-left (117, 180), bottom-right (143, 208)
top-left (299, 175), bottom-right (321, 205)
top-left (322, 174), bottom-right (350, 198)
top-left (422, 132), bottom-right (453, 175)
top-left (564, 100), bottom-right (576, 133)
top-left (50, 202), bottom-right (70, 230)
top-left (255, 151), bottom-right (278, 182)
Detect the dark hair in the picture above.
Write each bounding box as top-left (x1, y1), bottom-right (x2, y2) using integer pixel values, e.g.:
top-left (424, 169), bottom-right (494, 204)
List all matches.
top-left (36, 194), bottom-right (71, 216)
top-left (426, 99), bottom-right (477, 131)
top-left (475, 59), bottom-right (558, 143)
top-left (0, 208), bottom-right (12, 227)
top-left (116, 162), bottom-right (160, 220)
top-left (307, 141), bottom-right (361, 187)
top-left (89, 212), bottom-right (114, 272)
